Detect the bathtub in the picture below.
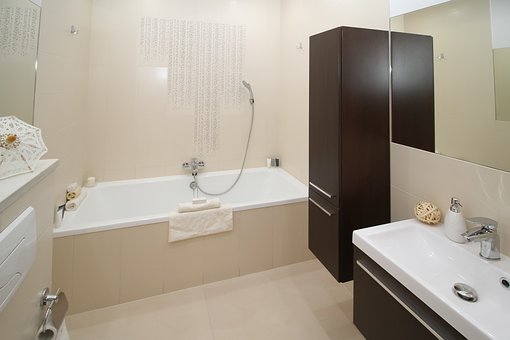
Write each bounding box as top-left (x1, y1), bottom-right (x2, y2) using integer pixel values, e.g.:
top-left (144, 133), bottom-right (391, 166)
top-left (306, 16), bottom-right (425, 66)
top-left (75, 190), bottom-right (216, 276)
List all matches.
top-left (54, 167), bottom-right (307, 238)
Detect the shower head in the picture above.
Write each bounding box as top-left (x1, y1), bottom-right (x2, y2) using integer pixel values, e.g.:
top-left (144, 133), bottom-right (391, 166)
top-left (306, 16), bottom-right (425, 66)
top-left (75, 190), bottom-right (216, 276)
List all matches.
top-left (242, 80), bottom-right (254, 104)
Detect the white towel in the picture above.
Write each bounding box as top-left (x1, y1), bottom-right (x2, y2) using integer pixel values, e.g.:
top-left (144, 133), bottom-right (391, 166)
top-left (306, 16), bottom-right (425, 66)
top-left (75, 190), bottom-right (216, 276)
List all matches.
top-left (177, 198), bottom-right (221, 213)
top-left (65, 189), bottom-right (87, 211)
top-left (168, 206), bottom-right (233, 242)
top-left (66, 182), bottom-right (79, 193)
top-left (66, 186), bottom-right (82, 200)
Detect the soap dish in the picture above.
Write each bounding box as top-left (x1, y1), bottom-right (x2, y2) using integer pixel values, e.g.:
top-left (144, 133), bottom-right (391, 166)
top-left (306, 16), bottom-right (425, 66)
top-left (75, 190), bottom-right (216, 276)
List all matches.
top-left (414, 201), bottom-right (441, 225)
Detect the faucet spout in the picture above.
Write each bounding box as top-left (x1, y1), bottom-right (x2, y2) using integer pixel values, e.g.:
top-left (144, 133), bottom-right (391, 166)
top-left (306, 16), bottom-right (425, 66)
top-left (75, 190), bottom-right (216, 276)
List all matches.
top-left (461, 217), bottom-right (500, 260)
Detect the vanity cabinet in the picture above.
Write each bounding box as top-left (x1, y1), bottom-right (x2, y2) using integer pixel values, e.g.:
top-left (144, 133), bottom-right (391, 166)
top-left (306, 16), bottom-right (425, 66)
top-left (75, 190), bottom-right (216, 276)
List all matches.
top-left (308, 26), bottom-right (390, 282)
top-left (353, 247), bottom-right (466, 340)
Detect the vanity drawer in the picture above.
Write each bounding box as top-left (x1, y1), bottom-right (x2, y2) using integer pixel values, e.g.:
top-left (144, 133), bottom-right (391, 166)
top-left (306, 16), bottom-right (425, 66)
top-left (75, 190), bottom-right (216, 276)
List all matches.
top-left (353, 247), bottom-right (466, 340)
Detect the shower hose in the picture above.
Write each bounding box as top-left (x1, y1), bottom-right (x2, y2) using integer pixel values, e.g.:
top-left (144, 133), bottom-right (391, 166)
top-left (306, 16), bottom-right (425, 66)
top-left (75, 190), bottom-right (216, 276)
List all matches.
top-left (194, 98), bottom-right (255, 196)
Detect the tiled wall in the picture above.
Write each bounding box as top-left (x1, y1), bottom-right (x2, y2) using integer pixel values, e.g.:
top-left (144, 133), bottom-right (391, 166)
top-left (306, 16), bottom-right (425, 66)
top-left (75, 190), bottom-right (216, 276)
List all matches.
top-left (391, 143), bottom-right (510, 256)
top-left (83, 0), bottom-right (281, 181)
top-left (35, 0), bottom-right (91, 203)
top-left (53, 202), bottom-right (313, 314)
top-left (0, 172), bottom-right (56, 340)
top-left (278, 0), bottom-right (390, 183)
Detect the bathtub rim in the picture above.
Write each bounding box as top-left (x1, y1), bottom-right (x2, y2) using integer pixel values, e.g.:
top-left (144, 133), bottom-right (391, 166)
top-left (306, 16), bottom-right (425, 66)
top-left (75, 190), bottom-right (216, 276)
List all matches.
top-left (53, 167), bottom-right (307, 238)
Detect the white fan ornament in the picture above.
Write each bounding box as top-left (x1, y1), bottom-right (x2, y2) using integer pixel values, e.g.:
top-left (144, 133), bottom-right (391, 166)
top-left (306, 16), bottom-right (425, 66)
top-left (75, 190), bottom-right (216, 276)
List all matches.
top-left (0, 116), bottom-right (48, 179)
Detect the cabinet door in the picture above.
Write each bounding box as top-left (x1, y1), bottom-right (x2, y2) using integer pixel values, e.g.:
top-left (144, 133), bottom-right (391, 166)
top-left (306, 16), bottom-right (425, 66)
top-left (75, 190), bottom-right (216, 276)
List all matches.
top-left (391, 31), bottom-right (435, 152)
top-left (308, 190), bottom-right (340, 281)
top-left (309, 28), bottom-right (340, 206)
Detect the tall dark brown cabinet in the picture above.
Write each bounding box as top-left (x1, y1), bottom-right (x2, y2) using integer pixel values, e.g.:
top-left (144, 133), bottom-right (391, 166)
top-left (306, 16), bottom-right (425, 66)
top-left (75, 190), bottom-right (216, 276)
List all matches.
top-left (308, 26), bottom-right (390, 282)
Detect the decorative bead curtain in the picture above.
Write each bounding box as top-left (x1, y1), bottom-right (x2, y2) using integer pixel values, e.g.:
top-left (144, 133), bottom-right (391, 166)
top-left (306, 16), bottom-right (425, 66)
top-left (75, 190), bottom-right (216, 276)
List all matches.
top-left (140, 18), bottom-right (245, 155)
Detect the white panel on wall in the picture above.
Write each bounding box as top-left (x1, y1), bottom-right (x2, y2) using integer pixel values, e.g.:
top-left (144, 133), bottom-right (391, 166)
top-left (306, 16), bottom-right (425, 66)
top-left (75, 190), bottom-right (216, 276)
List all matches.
top-left (490, 0), bottom-right (510, 48)
top-left (139, 18), bottom-right (245, 156)
top-left (390, 0), bottom-right (450, 17)
top-left (0, 1), bottom-right (39, 59)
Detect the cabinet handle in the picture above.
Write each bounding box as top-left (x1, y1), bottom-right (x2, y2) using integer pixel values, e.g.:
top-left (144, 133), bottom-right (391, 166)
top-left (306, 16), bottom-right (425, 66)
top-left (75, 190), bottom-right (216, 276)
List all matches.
top-left (309, 182), bottom-right (335, 199)
top-left (308, 198), bottom-right (335, 217)
top-left (356, 260), bottom-right (443, 340)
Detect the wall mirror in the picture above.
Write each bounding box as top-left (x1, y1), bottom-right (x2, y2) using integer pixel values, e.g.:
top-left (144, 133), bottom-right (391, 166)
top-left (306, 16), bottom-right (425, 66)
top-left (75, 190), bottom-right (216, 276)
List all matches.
top-left (390, 0), bottom-right (510, 172)
top-left (0, 0), bottom-right (41, 125)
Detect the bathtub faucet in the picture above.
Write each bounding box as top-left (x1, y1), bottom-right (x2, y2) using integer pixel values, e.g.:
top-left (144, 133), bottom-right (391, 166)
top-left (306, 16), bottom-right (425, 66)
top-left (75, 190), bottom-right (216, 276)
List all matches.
top-left (182, 158), bottom-right (205, 176)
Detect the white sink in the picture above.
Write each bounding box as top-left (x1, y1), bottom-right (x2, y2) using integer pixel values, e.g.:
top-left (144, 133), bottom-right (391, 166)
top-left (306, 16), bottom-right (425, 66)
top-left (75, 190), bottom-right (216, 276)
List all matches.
top-left (353, 219), bottom-right (510, 340)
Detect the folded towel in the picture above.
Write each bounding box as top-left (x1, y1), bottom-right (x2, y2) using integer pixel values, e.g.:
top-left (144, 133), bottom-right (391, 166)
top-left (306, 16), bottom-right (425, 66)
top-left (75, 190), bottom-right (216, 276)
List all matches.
top-left (66, 182), bottom-right (79, 193)
top-left (177, 198), bottom-right (221, 213)
top-left (66, 186), bottom-right (82, 200)
top-left (65, 189), bottom-right (87, 211)
top-left (168, 206), bottom-right (233, 242)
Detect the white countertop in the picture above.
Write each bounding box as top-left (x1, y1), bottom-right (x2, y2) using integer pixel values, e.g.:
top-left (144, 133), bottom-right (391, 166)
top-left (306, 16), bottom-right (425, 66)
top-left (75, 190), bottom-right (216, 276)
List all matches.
top-left (0, 159), bottom-right (59, 214)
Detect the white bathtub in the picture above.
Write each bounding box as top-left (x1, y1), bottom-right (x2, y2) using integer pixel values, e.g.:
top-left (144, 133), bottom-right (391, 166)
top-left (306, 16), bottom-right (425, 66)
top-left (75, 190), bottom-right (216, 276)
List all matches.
top-left (54, 167), bottom-right (307, 238)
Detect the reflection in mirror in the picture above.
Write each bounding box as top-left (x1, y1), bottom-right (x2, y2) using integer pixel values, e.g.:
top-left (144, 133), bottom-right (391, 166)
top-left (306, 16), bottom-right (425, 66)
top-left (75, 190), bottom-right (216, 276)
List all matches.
top-left (391, 0), bottom-right (510, 173)
top-left (492, 0), bottom-right (510, 122)
top-left (0, 0), bottom-right (41, 124)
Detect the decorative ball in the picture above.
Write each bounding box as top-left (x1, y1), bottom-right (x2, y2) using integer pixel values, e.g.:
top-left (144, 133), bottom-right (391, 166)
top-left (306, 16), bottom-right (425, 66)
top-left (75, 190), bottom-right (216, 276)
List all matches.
top-left (414, 201), bottom-right (441, 225)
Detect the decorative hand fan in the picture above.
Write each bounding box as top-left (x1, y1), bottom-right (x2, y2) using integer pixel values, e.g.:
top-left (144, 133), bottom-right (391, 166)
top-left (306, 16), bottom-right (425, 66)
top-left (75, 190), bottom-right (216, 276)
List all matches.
top-left (0, 116), bottom-right (48, 179)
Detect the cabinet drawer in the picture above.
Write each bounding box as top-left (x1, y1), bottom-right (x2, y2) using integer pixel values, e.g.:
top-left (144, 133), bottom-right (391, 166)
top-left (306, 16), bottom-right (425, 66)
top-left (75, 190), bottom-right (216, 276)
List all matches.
top-left (308, 191), bottom-right (340, 281)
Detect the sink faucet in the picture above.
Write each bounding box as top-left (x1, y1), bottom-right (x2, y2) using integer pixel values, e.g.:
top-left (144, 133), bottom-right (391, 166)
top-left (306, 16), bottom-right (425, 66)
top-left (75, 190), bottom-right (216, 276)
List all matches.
top-left (461, 217), bottom-right (500, 260)
top-left (182, 158), bottom-right (205, 176)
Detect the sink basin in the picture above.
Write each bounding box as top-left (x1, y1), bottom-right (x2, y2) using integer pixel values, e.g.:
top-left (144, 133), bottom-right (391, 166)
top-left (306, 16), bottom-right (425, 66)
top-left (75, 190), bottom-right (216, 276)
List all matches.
top-left (353, 219), bottom-right (510, 340)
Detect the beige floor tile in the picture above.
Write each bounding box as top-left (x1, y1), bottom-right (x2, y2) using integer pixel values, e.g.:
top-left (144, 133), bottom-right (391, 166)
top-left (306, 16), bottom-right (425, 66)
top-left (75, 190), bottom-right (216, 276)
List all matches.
top-left (67, 260), bottom-right (364, 340)
top-left (344, 280), bottom-right (354, 297)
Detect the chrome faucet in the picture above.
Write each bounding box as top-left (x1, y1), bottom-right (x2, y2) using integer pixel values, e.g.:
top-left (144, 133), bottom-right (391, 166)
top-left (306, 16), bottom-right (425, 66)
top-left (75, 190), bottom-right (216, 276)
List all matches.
top-left (182, 158), bottom-right (205, 176)
top-left (461, 217), bottom-right (500, 260)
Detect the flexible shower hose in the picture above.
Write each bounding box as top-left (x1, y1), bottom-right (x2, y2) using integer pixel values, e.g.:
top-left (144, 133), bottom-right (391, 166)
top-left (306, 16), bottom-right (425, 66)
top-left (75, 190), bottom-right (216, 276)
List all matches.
top-left (194, 99), bottom-right (255, 196)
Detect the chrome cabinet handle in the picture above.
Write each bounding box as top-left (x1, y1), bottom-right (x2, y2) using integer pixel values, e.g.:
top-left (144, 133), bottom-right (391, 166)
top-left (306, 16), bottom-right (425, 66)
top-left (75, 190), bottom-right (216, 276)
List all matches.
top-left (309, 182), bottom-right (335, 199)
top-left (356, 260), bottom-right (443, 340)
top-left (309, 198), bottom-right (335, 217)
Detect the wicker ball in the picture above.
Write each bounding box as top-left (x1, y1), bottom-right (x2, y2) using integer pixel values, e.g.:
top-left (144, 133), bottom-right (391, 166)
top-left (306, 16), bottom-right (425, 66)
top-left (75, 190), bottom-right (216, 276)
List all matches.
top-left (414, 201), bottom-right (441, 225)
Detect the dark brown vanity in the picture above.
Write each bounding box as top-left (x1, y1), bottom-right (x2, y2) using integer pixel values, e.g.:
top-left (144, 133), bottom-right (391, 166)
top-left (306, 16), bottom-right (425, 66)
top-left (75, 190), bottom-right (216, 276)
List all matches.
top-left (353, 247), bottom-right (466, 339)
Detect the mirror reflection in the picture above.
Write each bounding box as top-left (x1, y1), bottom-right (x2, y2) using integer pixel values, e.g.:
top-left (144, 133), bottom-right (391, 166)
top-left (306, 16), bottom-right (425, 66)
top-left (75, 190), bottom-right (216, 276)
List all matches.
top-left (0, 0), bottom-right (41, 124)
top-left (391, 0), bottom-right (510, 172)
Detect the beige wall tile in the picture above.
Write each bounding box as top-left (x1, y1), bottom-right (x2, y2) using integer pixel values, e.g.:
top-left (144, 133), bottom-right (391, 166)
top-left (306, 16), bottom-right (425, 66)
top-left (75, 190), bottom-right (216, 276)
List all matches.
top-left (278, 0), bottom-right (389, 184)
top-left (164, 236), bottom-right (204, 293)
top-left (72, 229), bottom-right (122, 314)
top-left (237, 209), bottom-right (274, 275)
top-left (52, 236), bottom-right (75, 304)
top-left (83, 0), bottom-right (281, 181)
top-left (391, 143), bottom-right (510, 255)
top-left (203, 228), bottom-right (240, 284)
top-left (273, 203), bottom-right (314, 267)
top-left (119, 224), bottom-right (167, 303)
top-left (35, 0), bottom-right (91, 201)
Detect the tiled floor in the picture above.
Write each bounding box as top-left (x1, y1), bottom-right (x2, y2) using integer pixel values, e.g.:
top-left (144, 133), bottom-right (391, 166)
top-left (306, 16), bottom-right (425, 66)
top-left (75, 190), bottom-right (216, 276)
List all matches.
top-left (67, 260), bottom-right (364, 340)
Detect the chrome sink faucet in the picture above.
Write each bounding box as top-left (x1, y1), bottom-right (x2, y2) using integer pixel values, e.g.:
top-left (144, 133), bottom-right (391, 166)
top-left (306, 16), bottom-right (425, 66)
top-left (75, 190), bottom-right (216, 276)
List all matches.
top-left (182, 158), bottom-right (205, 176)
top-left (461, 217), bottom-right (500, 260)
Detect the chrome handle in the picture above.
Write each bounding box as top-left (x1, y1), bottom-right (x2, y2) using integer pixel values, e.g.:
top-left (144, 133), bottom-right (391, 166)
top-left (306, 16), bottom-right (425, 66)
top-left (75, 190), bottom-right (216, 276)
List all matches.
top-left (309, 198), bottom-right (335, 217)
top-left (356, 261), bottom-right (443, 340)
top-left (309, 182), bottom-right (334, 199)
top-left (466, 217), bottom-right (498, 231)
top-left (40, 287), bottom-right (60, 306)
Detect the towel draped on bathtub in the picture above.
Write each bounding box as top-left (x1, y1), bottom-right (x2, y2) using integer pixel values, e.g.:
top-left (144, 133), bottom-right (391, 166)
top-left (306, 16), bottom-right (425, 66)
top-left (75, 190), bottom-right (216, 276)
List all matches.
top-left (168, 206), bottom-right (233, 242)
